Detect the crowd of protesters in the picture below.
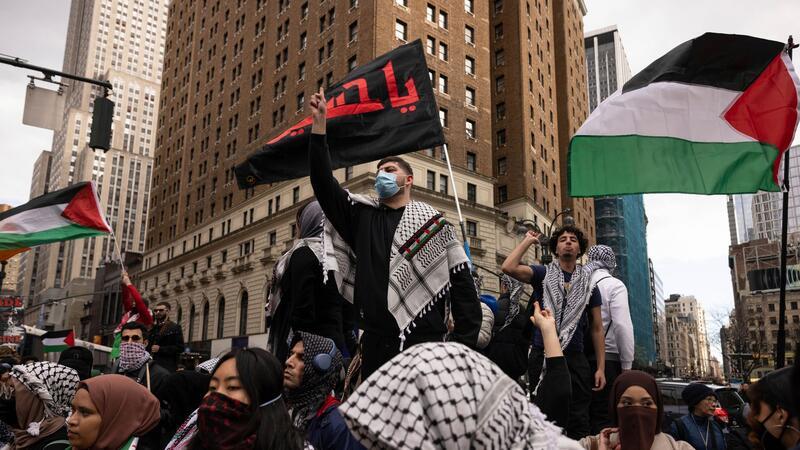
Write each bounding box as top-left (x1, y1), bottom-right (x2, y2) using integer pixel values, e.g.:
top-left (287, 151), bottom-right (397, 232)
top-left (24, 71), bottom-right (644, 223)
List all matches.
top-left (0, 87), bottom-right (798, 450)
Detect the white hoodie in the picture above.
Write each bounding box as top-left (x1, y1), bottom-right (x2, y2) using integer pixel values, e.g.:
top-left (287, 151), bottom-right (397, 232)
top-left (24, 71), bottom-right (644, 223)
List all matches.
top-left (589, 268), bottom-right (635, 369)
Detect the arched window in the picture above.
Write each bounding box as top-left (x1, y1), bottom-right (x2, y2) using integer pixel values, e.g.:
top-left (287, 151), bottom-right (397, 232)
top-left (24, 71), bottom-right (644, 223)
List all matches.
top-left (176, 304), bottom-right (183, 327)
top-left (238, 290), bottom-right (249, 336)
top-left (188, 303), bottom-right (196, 342)
top-left (217, 297), bottom-right (225, 338)
top-left (201, 301), bottom-right (209, 341)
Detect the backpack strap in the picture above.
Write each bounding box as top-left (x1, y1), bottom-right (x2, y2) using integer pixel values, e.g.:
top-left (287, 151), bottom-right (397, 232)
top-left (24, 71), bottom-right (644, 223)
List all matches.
top-left (592, 275), bottom-right (614, 337)
top-left (675, 417), bottom-right (689, 443)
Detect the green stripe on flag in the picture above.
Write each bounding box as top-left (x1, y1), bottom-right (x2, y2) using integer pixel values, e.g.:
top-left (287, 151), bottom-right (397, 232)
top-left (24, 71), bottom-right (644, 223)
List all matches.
top-left (0, 223), bottom-right (108, 250)
top-left (43, 344), bottom-right (69, 353)
top-left (569, 135), bottom-right (781, 197)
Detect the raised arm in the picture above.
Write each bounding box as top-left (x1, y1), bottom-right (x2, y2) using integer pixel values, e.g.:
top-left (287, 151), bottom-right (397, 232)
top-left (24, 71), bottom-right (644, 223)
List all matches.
top-left (501, 231), bottom-right (539, 283)
top-left (122, 272), bottom-right (153, 327)
top-left (308, 88), bottom-right (358, 245)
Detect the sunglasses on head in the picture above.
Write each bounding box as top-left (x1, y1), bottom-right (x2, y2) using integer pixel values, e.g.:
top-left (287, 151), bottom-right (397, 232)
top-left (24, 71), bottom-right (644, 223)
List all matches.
top-left (121, 335), bottom-right (143, 342)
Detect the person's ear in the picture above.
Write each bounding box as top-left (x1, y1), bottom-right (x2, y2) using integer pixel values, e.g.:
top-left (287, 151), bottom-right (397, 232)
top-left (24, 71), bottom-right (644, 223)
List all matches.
top-left (144, 339), bottom-right (149, 347)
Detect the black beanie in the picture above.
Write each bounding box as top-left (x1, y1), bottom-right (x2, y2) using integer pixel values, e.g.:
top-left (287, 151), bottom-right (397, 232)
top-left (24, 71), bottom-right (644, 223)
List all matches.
top-left (58, 346), bottom-right (94, 380)
top-left (682, 383), bottom-right (715, 409)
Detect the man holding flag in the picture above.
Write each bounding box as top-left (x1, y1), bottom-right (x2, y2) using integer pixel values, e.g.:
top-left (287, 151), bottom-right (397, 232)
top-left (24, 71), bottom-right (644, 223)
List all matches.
top-left (307, 88), bottom-right (481, 379)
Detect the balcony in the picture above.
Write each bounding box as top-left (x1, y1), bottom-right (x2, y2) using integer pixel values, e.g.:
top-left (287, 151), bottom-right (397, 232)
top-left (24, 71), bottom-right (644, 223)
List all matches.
top-left (232, 254), bottom-right (254, 274)
top-left (468, 236), bottom-right (485, 257)
top-left (260, 246), bottom-right (283, 265)
top-left (185, 274), bottom-right (196, 288)
top-left (172, 279), bottom-right (183, 293)
top-left (214, 264), bottom-right (226, 280)
top-left (199, 269), bottom-right (211, 285)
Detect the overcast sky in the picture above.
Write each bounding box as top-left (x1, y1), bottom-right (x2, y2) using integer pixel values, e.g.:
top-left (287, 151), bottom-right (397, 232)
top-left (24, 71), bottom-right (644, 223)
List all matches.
top-left (2, 0), bottom-right (800, 359)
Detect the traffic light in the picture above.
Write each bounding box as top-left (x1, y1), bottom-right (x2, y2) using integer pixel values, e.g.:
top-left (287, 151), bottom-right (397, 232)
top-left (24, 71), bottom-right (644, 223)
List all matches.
top-left (90, 96), bottom-right (114, 151)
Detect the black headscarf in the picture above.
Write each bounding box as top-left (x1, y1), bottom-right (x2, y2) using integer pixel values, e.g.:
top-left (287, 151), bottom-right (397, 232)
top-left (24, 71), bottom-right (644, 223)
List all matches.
top-left (610, 370), bottom-right (664, 432)
top-left (299, 201), bottom-right (324, 238)
top-left (285, 331), bottom-right (342, 430)
top-left (155, 370), bottom-right (211, 435)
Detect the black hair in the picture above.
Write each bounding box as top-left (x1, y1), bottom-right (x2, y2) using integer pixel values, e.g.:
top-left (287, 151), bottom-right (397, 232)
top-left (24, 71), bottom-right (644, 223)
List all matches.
top-left (20, 355), bottom-right (39, 364)
top-left (548, 225), bottom-right (589, 258)
top-left (377, 155), bottom-right (413, 176)
top-left (121, 322), bottom-right (149, 335)
top-left (156, 301), bottom-right (172, 310)
top-left (190, 348), bottom-right (303, 450)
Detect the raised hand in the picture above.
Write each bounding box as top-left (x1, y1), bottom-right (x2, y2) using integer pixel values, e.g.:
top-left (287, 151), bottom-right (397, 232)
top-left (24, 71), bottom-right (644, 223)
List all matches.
top-left (310, 87), bottom-right (327, 134)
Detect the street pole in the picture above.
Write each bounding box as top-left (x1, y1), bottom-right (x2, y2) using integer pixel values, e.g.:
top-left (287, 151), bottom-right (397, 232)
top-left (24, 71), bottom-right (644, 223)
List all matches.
top-left (777, 35), bottom-right (798, 369)
top-left (0, 55), bottom-right (112, 91)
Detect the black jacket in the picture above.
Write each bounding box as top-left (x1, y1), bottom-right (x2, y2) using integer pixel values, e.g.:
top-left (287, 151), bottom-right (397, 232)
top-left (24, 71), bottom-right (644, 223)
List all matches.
top-left (484, 294), bottom-right (532, 378)
top-left (147, 320), bottom-right (184, 372)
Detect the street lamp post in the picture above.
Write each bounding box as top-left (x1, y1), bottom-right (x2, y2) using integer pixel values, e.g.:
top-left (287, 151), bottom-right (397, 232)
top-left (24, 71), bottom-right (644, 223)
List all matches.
top-left (515, 209), bottom-right (574, 264)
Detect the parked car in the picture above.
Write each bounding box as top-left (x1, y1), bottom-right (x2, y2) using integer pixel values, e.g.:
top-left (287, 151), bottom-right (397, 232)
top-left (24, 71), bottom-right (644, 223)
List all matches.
top-left (656, 379), bottom-right (747, 431)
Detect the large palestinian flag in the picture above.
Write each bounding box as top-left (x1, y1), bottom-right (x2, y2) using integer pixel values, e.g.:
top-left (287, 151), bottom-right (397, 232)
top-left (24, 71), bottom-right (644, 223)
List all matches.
top-left (0, 182), bottom-right (112, 260)
top-left (569, 33), bottom-right (800, 197)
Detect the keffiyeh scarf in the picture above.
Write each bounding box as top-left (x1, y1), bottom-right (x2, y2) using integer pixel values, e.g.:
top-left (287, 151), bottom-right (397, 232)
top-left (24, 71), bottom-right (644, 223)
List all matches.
top-left (498, 275), bottom-right (525, 332)
top-left (323, 194), bottom-right (470, 349)
top-left (286, 332), bottom-right (343, 430)
top-left (118, 342), bottom-right (152, 372)
top-left (10, 361), bottom-right (79, 418)
top-left (340, 342), bottom-right (580, 449)
top-left (587, 245), bottom-right (616, 272)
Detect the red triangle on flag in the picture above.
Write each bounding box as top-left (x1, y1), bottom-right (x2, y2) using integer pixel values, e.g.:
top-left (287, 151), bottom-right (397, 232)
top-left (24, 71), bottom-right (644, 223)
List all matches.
top-left (65, 330), bottom-right (75, 347)
top-left (61, 183), bottom-right (112, 233)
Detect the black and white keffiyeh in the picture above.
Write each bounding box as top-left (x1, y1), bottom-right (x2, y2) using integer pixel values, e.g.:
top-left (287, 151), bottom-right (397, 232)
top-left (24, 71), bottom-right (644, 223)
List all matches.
top-left (11, 362), bottom-right (80, 418)
top-left (587, 245), bottom-right (616, 272)
top-left (340, 342), bottom-right (581, 450)
top-left (323, 193), bottom-right (470, 349)
top-left (498, 275), bottom-right (524, 332)
top-left (285, 331), bottom-right (343, 430)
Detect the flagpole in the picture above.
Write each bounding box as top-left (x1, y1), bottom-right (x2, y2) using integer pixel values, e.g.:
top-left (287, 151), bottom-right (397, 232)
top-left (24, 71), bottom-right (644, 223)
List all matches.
top-left (441, 144), bottom-right (473, 263)
top-left (777, 35), bottom-right (798, 369)
top-left (110, 230), bottom-right (126, 274)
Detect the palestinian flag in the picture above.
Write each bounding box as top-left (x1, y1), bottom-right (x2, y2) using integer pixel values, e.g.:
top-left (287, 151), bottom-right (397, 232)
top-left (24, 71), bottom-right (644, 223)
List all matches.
top-left (0, 182), bottom-right (112, 260)
top-left (42, 329), bottom-right (75, 353)
top-left (569, 33), bottom-right (800, 197)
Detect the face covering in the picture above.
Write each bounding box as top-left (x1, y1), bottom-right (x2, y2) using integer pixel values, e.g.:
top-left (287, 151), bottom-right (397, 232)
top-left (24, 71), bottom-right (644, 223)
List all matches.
top-left (617, 406), bottom-right (658, 450)
top-left (375, 170), bottom-right (405, 199)
top-left (117, 342), bottom-right (151, 372)
top-left (197, 392), bottom-right (257, 450)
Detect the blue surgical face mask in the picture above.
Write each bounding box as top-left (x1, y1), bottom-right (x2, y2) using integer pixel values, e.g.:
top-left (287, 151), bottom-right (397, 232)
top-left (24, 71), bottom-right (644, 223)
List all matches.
top-left (375, 170), bottom-right (403, 199)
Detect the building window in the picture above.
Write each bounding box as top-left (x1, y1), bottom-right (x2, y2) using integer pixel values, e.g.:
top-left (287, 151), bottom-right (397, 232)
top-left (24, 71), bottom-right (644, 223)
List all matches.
top-left (347, 56), bottom-right (357, 71)
top-left (465, 87), bottom-right (475, 106)
top-left (498, 185), bottom-right (508, 202)
top-left (348, 21), bottom-right (358, 42)
top-left (426, 4), bottom-right (435, 22)
top-left (467, 183), bottom-right (477, 202)
top-left (497, 157), bottom-right (507, 175)
top-left (440, 174), bottom-right (449, 194)
top-left (495, 49), bottom-right (505, 66)
top-left (465, 119), bottom-right (475, 139)
top-left (494, 23), bottom-right (504, 40)
top-left (293, 186), bottom-right (300, 203)
top-left (438, 10), bottom-right (448, 29)
top-left (298, 62), bottom-right (306, 80)
top-left (467, 152), bottom-right (476, 171)
top-left (427, 170), bottom-right (436, 190)
top-left (493, 0), bottom-right (503, 14)
top-left (202, 302), bottom-right (209, 341)
top-left (395, 20), bottom-right (407, 41)
top-left (495, 76), bottom-right (505, 93)
top-left (465, 56), bottom-right (475, 75)
top-left (426, 36), bottom-right (436, 55)
top-left (438, 42), bottom-right (448, 61)
top-left (395, 0), bottom-right (407, 6)
top-left (188, 303), bottom-right (196, 342)
top-left (269, 231), bottom-right (277, 246)
top-left (239, 291), bottom-right (249, 335)
top-left (464, 25), bottom-right (475, 45)
top-left (466, 220), bottom-right (477, 236)
top-left (497, 129), bottom-right (507, 146)
top-left (465, 0), bottom-right (474, 13)
top-left (438, 74), bottom-right (448, 94)
top-left (496, 102), bottom-right (506, 119)
top-left (439, 108), bottom-right (448, 127)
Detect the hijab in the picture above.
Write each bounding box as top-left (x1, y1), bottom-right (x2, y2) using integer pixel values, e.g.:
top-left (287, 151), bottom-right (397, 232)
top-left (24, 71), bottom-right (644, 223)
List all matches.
top-left (340, 342), bottom-right (582, 449)
top-left (79, 374), bottom-right (160, 450)
top-left (610, 370), bottom-right (663, 450)
top-left (298, 201), bottom-right (325, 239)
top-left (156, 371), bottom-right (211, 435)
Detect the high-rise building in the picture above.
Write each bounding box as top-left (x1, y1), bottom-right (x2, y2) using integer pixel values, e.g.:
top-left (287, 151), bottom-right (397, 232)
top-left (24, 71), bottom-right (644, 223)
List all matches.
top-left (490, 0), bottom-right (593, 241)
top-left (664, 294), bottom-right (712, 377)
top-left (584, 25), bottom-right (654, 363)
top-left (728, 145), bottom-right (800, 245)
top-left (727, 238), bottom-right (800, 380)
top-left (17, 151), bottom-right (53, 303)
top-left (137, 0), bottom-right (576, 353)
top-left (0, 205), bottom-right (21, 296)
top-left (25, 0), bottom-right (168, 311)
top-left (649, 258), bottom-right (665, 365)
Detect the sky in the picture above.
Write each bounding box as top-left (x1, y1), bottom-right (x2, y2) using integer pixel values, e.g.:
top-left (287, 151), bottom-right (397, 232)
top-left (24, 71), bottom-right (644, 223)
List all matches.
top-left (2, 0), bottom-right (800, 358)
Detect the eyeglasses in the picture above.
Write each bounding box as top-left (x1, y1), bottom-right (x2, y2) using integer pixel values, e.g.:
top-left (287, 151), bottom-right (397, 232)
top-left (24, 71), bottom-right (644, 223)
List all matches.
top-left (121, 335), bottom-right (143, 342)
top-left (153, 309), bottom-right (167, 313)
